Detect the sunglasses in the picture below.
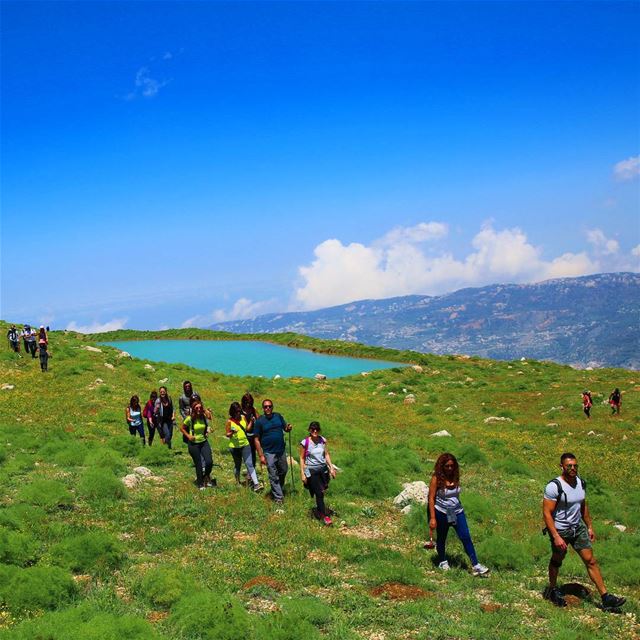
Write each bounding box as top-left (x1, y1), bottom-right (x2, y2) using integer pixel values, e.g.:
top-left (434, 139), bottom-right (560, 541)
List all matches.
top-left (564, 463), bottom-right (578, 469)
top-left (263, 404), bottom-right (273, 409)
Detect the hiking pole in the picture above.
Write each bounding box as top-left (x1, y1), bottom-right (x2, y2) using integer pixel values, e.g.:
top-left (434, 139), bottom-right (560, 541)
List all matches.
top-left (288, 427), bottom-right (296, 494)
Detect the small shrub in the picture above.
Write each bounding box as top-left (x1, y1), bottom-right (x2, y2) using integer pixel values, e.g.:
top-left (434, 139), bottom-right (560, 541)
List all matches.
top-left (17, 479), bottom-right (73, 512)
top-left (460, 492), bottom-right (496, 523)
top-left (140, 566), bottom-right (196, 609)
top-left (138, 444), bottom-right (173, 467)
top-left (0, 446), bottom-right (7, 464)
top-left (457, 443), bottom-right (487, 465)
top-left (0, 565), bottom-right (77, 614)
top-left (255, 612), bottom-right (320, 640)
top-left (360, 556), bottom-right (423, 585)
top-left (5, 603), bottom-right (158, 639)
top-left (336, 451), bottom-right (400, 499)
top-left (280, 596), bottom-right (332, 626)
top-left (0, 504), bottom-right (47, 530)
top-left (0, 526), bottom-right (39, 566)
top-left (84, 447), bottom-right (126, 474)
top-left (78, 468), bottom-right (127, 501)
top-left (492, 458), bottom-right (532, 477)
top-left (169, 591), bottom-right (250, 640)
top-left (110, 434), bottom-right (142, 457)
top-left (475, 536), bottom-right (528, 571)
top-left (51, 530), bottom-right (124, 575)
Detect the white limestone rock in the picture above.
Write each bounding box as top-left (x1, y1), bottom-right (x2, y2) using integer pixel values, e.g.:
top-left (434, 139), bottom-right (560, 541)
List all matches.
top-left (144, 364), bottom-right (155, 371)
top-left (133, 466), bottom-right (153, 477)
top-left (104, 363), bottom-right (115, 370)
top-left (315, 373), bottom-right (327, 381)
top-left (83, 346), bottom-right (102, 353)
top-left (393, 481), bottom-right (429, 508)
top-left (484, 416), bottom-right (513, 424)
top-left (122, 474), bottom-right (140, 489)
top-left (117, 351), bottom-right (132, 359)
top-left (411, 365), bottom-right (423, 373)
top-left (404, 396), bottom-right (416, 405)
top-left (613, 524), bottom-right (627, 532)
top-left (1, 384), bottom-right (15, 390)
top-left (430, 430), bottom-right (452, 438)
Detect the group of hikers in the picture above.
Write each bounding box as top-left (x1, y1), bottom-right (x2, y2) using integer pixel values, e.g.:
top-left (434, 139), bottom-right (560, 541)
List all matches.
top-left (581, 388), bottom-right (622, 418)
top-left (6, 324), bottom-right (50, 371)
top-left (124, 383), bottom-right (628, 611)
top-left (126, 383), bottom-right (337, 524)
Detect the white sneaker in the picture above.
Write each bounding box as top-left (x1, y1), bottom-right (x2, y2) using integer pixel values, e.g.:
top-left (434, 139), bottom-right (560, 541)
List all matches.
top-left (438, 560), bottom-right (450, 571)
top-left (472, 563), bottom-right (490, 576)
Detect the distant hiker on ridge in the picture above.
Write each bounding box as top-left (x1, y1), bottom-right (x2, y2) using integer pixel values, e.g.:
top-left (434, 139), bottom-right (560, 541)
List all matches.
top-left (7, 325), bottom-right (20, 353)
top-left (608, 388), bottom-right (621, 415)
top-left (37, 326), bottom-right (49, 371)
top-left (543, 452), bottom-right (626, 611)
top-left (582, 390), bottom-right (593, 419)
top-left (22, 324), bottom-right (37, 358)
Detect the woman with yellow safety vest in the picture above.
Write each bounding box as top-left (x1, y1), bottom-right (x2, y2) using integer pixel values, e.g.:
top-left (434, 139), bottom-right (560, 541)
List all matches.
top-left (180, 401), bottom-right (214, 490)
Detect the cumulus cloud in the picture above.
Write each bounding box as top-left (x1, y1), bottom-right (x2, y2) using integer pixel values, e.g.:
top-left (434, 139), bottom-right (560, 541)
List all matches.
top-left (66, 318), bottom-right (127, 334)
top-left (182, 298), bottom-right (277, 328)
top-left (586, 228), bottom-right (620, 256)
top-left (293, 222), bottom-right (605, 310)
top-left (613, 155), bottom-right (640, 182)
top-left (633, 245), bottom-right (640, 258)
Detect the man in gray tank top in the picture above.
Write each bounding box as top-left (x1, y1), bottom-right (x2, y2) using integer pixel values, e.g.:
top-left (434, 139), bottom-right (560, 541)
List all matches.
top-left (542, 453), bottom-right (626, 611)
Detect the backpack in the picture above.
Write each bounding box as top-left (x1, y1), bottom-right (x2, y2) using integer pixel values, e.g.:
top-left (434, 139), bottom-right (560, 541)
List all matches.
top-left (542, 477), bottom-right (587, 535)
top-left (302, 436), bottom-right (326, 461)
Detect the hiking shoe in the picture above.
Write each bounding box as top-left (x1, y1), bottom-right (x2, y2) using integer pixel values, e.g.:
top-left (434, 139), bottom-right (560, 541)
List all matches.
top-left (438, 561), bottom-right (450, 571)
top-left (545, 587), bottom-right (567, 607)
top-left (198, 485), bottom-right (206, 491)
top-left (274, 499), bottom-right (283, 506)
top-left (323, 516), bottom-right (333, 526)
top-left (472, 563), bottom-right (490, 577)
top-left (253, 482), bottom-right (264, 492)
top-left (601, 593), bottom-right (626, 610)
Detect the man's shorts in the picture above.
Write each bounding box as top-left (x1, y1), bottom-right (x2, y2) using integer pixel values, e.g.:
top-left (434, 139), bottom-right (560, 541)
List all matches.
top-left (552, 520), bottom-right (592, 552)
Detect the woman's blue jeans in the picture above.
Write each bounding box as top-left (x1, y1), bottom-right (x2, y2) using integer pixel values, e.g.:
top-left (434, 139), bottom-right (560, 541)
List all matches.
top-left (435, 508), bottom-right (479, 566)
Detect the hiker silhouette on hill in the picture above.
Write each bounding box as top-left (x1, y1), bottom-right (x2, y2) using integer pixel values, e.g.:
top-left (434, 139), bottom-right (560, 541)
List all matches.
top-left (608, 388), bottom-right (621, 415)
top-left (582, 390), bottom-right (593, 419)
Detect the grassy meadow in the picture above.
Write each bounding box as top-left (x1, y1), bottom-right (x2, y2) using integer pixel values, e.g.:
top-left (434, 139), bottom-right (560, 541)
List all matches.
top-left (0, 325), bottom-right (638, 639)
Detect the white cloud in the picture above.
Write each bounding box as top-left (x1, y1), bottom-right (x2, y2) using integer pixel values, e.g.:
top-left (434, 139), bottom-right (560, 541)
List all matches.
top-left (293, 221), bottom-right (603, 310)
top-left (125, 67), bottom-right (169, 100)
top-left (632, 245), bottom-right (640, 258)
top-left (66, 318), bottom-right (127, 334)
top-left (181, 298), bottom-right (277, 328)
top-left (380, 221), bottom-right (448, 246)
top-left (613, 155), bottom-right (640, 182)
top-left (586, 228), bottom-right (620, 256)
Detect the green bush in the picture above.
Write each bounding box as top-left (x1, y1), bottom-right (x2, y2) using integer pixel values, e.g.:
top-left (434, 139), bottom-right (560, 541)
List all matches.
top-left (0, 526), bottom-right (39, 566)
top-left (0, 565), bottom-right (77, 614)
top-left (84, 447), bottom-right (126, 474)
top-left (475, 536), bottom-right (528, 571)
top-left (17, 479), bottom-right (73, 512)
top-left (4, 603), bottom-right (158, 639)
top-left (110, 434), bottom-right (142, 457)
top-left (0, 504), bottom-right (47, 531)
top-left (140, 565), bottom-right (196, 609)
top-left (492, 458), bottom-right (532, 477)
top-left (280, 596), bottom-right (333, 626)
top-left (360, 556), bottom-right (423, 586)
top-left (335, 451), bottom-right (401, 498)
top-left (169, 591), bottom-right (250, 640)
top-left (255, 612), bottom-right (321, 640)
top-left (457, 443), bottom-right (487, 465)
top-left (138, 444), bottom-right (174, 467)
top-left (460, 492), bottom-right (496, 523)
top-left (78, 468), bottom-right (127, 501)
top-left (51, 530), bottom-right (124, 575)
top-left (0, 446), bottom-right (7, 464)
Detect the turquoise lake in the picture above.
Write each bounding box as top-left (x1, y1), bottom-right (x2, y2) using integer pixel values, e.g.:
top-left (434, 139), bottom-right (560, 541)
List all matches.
top-left (101, 340), bottom-right (404, 378)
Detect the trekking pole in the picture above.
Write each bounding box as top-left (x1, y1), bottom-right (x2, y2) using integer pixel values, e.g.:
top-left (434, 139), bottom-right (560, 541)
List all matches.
top-left (288, 427), bottom-right (296, 494)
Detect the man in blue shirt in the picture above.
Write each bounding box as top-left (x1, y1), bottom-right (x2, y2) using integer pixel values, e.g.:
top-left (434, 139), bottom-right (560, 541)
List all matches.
top-left (253, 399), bottom-right (292, 505)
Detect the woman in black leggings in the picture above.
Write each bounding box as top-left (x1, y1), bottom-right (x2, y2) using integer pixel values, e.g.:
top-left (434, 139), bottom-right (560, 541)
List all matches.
top-left (299, 421), bottom-right (336, 526)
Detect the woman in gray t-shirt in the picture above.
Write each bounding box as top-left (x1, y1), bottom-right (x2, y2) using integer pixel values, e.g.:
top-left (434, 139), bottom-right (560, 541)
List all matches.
top-left (299, 421), bottom-right (336, 526)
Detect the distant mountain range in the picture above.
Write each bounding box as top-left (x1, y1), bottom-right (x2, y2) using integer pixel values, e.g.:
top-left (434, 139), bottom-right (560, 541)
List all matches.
top-left (211, 273), bottom-right (640, 369)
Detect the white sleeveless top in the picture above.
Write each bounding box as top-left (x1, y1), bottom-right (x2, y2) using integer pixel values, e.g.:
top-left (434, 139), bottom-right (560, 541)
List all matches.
top-left (434, 484), bottom-right (463, 514)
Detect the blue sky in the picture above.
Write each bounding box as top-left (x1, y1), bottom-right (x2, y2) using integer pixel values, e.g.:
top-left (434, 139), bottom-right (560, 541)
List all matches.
top-left (2, 1), bottom-right (639, 331)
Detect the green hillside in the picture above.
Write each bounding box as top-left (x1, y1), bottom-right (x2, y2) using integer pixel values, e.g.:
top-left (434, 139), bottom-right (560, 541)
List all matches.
top-left (0, 325), bottom-right (638, 639)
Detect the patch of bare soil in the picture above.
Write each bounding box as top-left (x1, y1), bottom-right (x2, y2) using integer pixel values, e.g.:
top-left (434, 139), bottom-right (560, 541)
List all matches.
top-left (243, 575), bottom-right (285, 592)
top-left (147, 611), bottom-right (169, 623)
top-left (480, 603), bottom-right (502, 613)
top-left (369, 582), bottom-right (434, 601)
